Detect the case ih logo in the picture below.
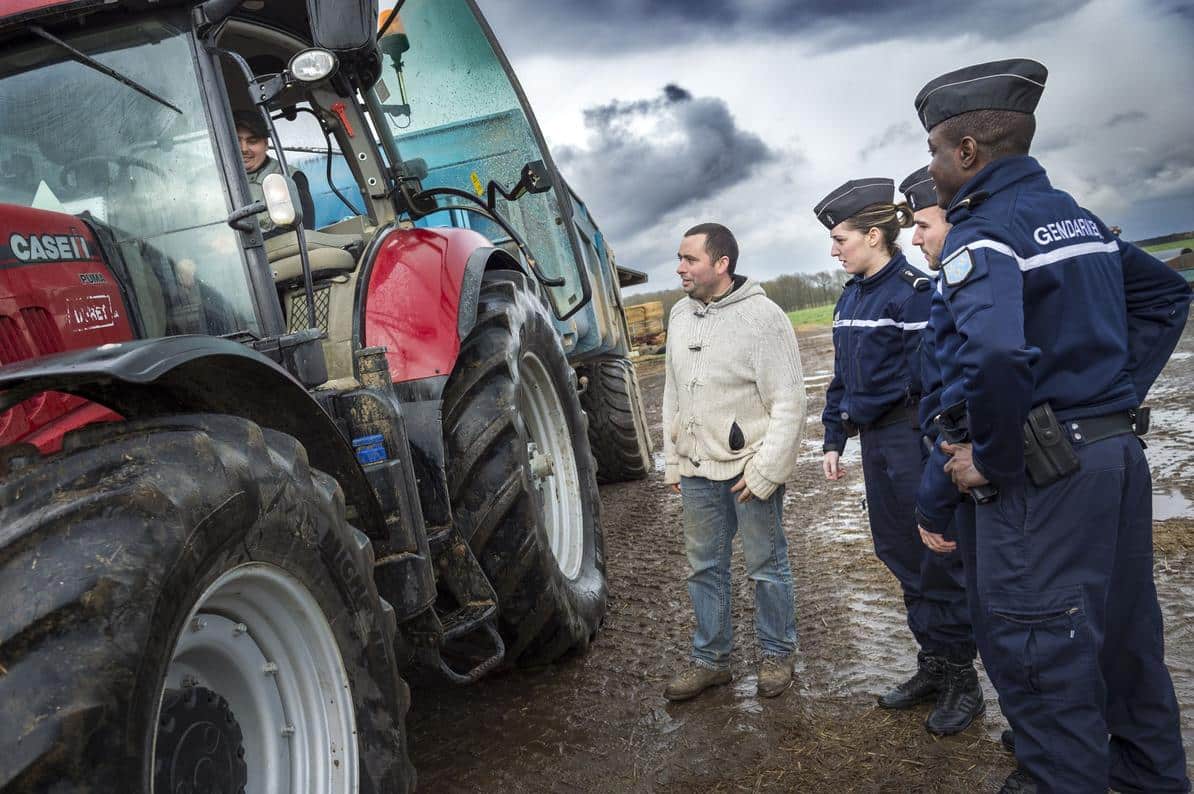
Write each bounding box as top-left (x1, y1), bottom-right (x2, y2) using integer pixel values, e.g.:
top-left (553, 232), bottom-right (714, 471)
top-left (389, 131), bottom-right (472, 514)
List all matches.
top-left (8, 233), bottom-right (92, 262)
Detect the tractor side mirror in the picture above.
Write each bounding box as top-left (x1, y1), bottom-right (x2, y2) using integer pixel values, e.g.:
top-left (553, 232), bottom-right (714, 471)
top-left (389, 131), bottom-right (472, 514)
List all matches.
top-left (394, 158), bottom-right (436, 218)
top-left (261, 172), bottom-right (303, 229)
top-left (484, 160), bottom-right (553, 213)
top-left (516, 160), bottom-right (552, 196)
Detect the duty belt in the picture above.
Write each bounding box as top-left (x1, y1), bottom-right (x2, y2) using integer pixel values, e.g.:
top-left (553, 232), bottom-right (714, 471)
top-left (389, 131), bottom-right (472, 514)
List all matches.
top-left (1062, 408), bottom-right (1148, 446)
top-left (862, 402), bottom-right (914, 432)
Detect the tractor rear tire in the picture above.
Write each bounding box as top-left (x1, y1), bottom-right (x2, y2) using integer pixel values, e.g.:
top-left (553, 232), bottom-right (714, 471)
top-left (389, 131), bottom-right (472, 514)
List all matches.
top-left (0, 414), bottom-right (413, 793)
top-left (579, 355), bottom-right (652, 483)
top-left (443, 270), bottom-right (607, 666)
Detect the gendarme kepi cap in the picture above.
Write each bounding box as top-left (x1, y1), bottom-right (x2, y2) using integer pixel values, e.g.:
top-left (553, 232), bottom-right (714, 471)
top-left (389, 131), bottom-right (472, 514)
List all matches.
top-left (899, 166), bottom-right (936, 212)
top-left (813, 178), bottom-right (894, 230)
top-left (914, 58), bottom-right (1047, 132)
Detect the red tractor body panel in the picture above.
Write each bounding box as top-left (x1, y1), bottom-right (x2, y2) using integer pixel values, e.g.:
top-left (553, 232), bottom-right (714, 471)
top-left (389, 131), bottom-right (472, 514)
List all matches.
top-left (362, 226), bottom-right (490, 383)
top-left (0, 204), bottom-right (129, 448)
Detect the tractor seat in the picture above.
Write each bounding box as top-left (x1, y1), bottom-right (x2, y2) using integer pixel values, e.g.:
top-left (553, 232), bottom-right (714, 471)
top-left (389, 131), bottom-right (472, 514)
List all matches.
top-left (266, 229), bottom-right (362, 283)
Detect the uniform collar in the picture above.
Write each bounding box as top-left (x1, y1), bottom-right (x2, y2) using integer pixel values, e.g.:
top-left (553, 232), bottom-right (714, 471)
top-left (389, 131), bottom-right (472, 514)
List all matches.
top-left (858, 250), bottom-right (907, 291)
top-left (946, 155), bottom-right (1048, 223)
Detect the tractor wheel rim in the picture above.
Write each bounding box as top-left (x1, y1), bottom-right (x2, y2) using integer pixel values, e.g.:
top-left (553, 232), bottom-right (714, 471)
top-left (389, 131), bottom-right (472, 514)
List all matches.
top-left (158, 562), bottom-right (358, 794)
top-left (517, 351), bottom-right (584, 580)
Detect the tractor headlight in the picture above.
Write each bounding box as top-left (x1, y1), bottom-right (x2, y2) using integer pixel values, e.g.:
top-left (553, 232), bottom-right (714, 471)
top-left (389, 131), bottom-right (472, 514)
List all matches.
top-left (289, 49), bottom-right (338, 84)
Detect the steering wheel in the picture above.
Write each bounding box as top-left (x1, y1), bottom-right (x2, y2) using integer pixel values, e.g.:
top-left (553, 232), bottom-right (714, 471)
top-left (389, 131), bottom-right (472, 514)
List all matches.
top-left (59, 154), bottom-right (168, 194)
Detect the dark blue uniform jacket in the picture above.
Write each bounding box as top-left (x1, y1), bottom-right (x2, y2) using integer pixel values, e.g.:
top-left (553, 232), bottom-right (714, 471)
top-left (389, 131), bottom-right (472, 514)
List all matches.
top-left (916, 286), bottom-right (969, 534)
top-left (923, 155), bottom-right (1190, 494)
top-left (823, 250), bottom-right (932, 453)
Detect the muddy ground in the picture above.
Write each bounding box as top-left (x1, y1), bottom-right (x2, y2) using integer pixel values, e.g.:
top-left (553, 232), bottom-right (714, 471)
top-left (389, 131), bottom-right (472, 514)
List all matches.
top-left (407, 327), bottom-right (1194, 792)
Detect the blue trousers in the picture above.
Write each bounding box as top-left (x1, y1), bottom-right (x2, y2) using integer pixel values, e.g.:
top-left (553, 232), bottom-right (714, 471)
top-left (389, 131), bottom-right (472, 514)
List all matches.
top-left (975, 434), bottom-right (1188, 793)
top-left (680, 476), bottom-right (797, 670)
top-left (860, 422), bottom-right (974, 660)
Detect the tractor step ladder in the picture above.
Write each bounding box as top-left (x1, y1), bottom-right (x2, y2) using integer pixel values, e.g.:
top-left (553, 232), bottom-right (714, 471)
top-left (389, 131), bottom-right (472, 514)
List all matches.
top-left (420, 523), bottom-right (505, 683)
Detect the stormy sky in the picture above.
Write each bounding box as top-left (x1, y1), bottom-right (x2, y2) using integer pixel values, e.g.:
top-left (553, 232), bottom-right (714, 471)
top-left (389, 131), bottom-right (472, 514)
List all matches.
top-left (474, 0), bottom-right (1194, 293)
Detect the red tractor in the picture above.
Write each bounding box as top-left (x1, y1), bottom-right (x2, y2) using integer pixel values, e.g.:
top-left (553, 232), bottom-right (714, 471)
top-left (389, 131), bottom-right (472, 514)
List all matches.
top-left (0, 1), bottom-right (608, 790)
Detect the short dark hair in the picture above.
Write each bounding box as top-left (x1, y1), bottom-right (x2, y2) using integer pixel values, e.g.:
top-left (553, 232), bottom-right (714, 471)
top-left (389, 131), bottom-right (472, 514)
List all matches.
top-left (683, 222), bottom-right (739, 274)
top-left (935, 109), bottom-right (1036, 158)
top-left (233, 110), bottom-right (268, 139)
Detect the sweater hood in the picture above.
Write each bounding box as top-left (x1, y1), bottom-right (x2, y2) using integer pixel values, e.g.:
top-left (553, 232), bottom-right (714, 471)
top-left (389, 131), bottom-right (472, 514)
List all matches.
top-left (685, 276), bottom-right (766, 316)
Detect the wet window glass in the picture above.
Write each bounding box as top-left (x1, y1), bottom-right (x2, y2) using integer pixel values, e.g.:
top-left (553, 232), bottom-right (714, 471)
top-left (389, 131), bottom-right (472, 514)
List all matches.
top-left (0, 17), bottom-right (258, 337)
top-left (371, 0), bottom-right (586, 317)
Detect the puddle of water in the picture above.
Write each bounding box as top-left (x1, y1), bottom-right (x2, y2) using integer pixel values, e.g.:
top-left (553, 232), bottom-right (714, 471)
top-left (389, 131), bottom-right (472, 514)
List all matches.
top-left (1154, 489), bottom-right (1193, 521)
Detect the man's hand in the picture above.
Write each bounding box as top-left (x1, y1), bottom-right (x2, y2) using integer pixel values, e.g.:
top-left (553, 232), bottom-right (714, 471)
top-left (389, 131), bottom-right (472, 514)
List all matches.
top-left (822, 451), bottom-right (846, 481)
top-left (919, 526), bottom-right (957, 553)
top-left (670, 483), bottom-right (681, 494)
top-left (941, 441), bottom-right (990, 493)
top-left (730, 477), bottom-right (753, 503)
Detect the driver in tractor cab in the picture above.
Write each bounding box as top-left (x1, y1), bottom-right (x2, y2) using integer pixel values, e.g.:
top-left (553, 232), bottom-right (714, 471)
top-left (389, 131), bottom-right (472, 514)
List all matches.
top-left (234, 110), bottom-right (314, 235)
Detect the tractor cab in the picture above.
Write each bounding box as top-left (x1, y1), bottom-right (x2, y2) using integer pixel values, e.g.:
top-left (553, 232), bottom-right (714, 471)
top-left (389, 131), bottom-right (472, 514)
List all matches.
top-left (0, 0), bottom-right (593, 438)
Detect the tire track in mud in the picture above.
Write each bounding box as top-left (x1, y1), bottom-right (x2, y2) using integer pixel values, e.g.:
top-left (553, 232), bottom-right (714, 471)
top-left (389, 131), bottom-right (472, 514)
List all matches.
top-left (406, 328), bottom-right (1194, 791)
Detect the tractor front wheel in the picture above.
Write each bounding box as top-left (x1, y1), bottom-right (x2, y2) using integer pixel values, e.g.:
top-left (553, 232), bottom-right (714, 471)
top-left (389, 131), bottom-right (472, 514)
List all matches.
top-left (0, 414), bottom-right (413, 793)
top-left (443, 270), bottom-right (607, 666)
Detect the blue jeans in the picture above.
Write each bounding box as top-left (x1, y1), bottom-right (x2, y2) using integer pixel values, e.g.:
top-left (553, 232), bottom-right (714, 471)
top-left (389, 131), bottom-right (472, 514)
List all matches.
top-left (681, 476), bottom-right (797, 670)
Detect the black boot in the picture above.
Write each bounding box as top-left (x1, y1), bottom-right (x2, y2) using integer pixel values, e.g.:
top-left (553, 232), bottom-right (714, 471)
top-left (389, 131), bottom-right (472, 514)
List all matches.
top-left (1000, 728), bottom-right (1015, 752)
top-left (877, 651), bottom-right (945, 709)
top-left (925, 660), bottom-right (985, 734)
top-left (999, 768), bottom-right (1037, 793)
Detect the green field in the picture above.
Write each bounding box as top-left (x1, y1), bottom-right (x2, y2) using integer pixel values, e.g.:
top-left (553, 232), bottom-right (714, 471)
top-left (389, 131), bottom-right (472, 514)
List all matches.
top-left (787, 303), bottom-right (835, 328)
top-left (1144, 237), bottom-right (1194, 254)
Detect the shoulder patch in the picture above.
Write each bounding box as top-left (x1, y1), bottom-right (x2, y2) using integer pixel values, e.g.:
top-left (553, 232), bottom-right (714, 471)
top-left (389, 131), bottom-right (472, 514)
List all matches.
top-left (899, 267), bottom-right (931, 292)
top-left (942, 249), bottom-right (974, 287)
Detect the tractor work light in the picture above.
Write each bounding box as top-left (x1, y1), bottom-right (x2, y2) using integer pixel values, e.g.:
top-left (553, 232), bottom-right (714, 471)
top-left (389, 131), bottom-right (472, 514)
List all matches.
top-left (261, 172), bottom-right (299, 228)
top-left (289, 48), bottom-right (338, 83)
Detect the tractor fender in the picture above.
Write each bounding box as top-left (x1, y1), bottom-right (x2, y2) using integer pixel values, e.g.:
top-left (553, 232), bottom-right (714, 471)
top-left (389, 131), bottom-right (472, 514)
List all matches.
top-left (356, 225), bottom-right (522, 385)
top-left (0, 335), bottom-right (386, 534)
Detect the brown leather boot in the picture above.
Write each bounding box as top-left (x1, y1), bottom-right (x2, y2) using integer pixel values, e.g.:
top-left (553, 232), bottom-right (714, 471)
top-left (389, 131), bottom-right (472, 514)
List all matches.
top-left (664, 664), bottom-right (731, 701)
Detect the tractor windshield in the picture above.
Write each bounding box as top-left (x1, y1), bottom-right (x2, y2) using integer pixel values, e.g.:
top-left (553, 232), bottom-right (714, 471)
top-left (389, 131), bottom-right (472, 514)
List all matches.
top-left (371, 0), bottom-right (588, 319)
top-left (0, 14), bottom-right (260, 338)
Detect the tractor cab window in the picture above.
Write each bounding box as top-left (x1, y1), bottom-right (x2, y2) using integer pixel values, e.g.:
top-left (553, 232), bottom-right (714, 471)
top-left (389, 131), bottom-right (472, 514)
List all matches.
top-left (371, 0), bottom-right (588, 318)
top-left (0, 15), bottom-right (260, 339)
top-left (269, 104), bottom-right (364, 229)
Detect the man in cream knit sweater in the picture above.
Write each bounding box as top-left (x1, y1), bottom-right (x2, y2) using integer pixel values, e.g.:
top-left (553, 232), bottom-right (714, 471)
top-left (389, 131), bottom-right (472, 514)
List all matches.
top-left (663, 223), bottom-right (807, 700)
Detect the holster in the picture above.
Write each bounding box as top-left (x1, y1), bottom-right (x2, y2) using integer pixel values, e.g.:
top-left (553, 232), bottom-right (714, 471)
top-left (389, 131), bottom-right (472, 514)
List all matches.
top-left (842, 418), bottom-right (859, 438)
top-left (1022, 403), bottom-right (1080, 487)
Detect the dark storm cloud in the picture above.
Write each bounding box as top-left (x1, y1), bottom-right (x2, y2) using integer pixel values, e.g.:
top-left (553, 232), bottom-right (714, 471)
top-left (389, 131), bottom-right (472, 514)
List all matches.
top-left (554, 86), bottom-right (776, 241)
top-left (1106, 110), bottom-right (1147, 128)
top-left (858, 122), bottom-right (919, 161)
top-left (477, 0), bottom-right (1091, 54)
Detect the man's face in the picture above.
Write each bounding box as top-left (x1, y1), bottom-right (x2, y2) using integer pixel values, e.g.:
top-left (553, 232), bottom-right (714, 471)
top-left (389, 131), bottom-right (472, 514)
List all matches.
top-left (238, 127), bottom-right (269, 172)
top-left (676, 234), bottom-right (728, 302)
top-left (911, 206), bottom-right (950, 270)
top-left (927, 125), bottom-right (966, 208)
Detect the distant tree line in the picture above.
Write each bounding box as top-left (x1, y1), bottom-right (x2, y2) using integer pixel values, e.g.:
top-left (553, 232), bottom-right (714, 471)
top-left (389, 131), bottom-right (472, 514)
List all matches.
top-left (625, 269), bottom-right (849, 327)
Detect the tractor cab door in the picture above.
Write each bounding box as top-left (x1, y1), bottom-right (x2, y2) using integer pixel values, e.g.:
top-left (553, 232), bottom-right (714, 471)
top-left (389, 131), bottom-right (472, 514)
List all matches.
top-left (370, 0), bottom-right (591, 320)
